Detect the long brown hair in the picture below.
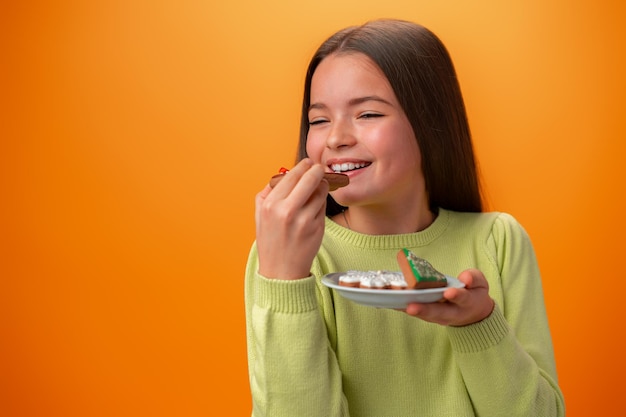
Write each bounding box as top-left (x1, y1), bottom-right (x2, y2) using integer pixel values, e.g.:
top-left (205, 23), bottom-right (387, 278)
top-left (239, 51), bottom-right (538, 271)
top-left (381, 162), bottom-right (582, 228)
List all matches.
top-left (297, 19), bottom-right (483, 216)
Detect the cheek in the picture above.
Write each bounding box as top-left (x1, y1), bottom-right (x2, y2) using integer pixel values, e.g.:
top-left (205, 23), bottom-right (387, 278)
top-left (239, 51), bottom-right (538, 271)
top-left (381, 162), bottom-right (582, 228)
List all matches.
top-left (305, 133), bottom-right (324, 162)
top-left (373, 124), bottom-right (419, 160)
top-left (380, 126), bottom-right (422, 176)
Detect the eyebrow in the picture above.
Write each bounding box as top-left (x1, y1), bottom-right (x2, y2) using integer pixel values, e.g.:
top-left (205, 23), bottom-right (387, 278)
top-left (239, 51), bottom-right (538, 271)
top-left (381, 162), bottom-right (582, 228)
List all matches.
top-left (308, 95), bottom-right (393, 111)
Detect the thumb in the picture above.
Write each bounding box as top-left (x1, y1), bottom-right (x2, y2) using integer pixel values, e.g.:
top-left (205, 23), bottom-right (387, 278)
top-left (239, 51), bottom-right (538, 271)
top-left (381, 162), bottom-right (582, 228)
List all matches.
top-left (457, 268), bottom-right (488, 290)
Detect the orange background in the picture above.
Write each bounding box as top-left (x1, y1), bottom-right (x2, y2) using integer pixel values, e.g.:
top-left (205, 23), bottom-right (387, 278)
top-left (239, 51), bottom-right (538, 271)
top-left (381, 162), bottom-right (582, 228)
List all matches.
top-left (1, 1), bottom-right (624, 416)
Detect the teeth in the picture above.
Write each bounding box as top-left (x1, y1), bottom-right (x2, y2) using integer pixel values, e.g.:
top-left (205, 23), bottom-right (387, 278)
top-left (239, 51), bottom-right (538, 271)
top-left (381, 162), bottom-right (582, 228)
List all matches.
top-left (331, 162), bottom-right (368, 173)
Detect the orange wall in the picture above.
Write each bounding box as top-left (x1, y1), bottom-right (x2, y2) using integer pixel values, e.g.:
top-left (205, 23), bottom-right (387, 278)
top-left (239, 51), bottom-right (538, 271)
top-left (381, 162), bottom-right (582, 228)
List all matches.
top-left (1, 1), bottom-right (624, 416)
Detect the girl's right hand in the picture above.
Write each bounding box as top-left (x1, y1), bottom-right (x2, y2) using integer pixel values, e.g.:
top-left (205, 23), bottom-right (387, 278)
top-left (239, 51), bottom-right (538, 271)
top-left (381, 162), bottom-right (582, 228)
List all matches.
top-left (255, 159), bottom-right (329, 280)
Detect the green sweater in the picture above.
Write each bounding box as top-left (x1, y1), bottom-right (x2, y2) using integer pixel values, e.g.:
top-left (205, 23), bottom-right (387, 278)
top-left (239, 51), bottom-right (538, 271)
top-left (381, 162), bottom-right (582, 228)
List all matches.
top-left (245, 209), bottom-right (565, 416)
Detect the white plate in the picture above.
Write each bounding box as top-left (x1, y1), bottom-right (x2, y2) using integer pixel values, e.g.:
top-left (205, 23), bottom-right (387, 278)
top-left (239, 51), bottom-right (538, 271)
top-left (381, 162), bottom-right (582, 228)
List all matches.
top-left (321, 272), bottom-right (465, 308)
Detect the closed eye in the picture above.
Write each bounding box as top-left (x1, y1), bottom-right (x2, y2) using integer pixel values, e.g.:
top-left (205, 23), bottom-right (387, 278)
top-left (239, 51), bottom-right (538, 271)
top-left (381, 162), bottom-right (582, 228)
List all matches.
top-left (359, 112), bottom-right (384, 119)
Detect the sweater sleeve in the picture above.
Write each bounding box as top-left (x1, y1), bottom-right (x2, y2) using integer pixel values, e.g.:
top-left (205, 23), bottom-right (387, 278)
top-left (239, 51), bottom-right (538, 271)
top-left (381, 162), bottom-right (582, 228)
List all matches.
top-left (244, 243), bottom-right (349, 417)
top-left (446, 213), bottom-right (565, 417)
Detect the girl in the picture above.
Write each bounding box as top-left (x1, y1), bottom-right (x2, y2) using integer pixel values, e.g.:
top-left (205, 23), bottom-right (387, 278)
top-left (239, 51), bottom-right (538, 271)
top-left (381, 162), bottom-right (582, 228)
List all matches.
top-left (245, 19), bottom-right (564, 416)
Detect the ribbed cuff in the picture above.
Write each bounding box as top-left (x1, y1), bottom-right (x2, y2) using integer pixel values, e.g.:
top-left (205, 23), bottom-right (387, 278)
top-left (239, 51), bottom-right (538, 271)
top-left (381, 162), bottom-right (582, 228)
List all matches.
top-left (254, 273), bottom-right (319, 313)
top-left (446, 304), bottom-right (510, 353)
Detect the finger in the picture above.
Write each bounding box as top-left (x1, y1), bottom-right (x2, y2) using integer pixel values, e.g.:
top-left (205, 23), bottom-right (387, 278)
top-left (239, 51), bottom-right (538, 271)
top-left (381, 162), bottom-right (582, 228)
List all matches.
top-left (442, 286), bottom-right (468, 307)
top-left (457, 269), bottom-right (489, 290)
top-left (278, 163), bottom-right (326, 209)
top-left (443, 269), bottom-right (485, 305)
top-left (267, 159), bottom-right (315, 197)
top-left (255, 184), bottom-right (274, 226)
top-left (292, 177), bottom-right (329, 227)
top-left (312, 180), bottom-right (329, 219)
top-left (257, 184), bottom-right (273, 201)
top-left (257, 166), bottom-right (328, 238)
top-left (404, 302), bottom-right (459, 326)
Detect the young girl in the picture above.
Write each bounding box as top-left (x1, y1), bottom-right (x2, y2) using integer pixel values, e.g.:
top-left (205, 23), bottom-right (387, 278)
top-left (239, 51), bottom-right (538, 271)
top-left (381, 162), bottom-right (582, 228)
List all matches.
top-left (245, 19), bottom-right (564, 416)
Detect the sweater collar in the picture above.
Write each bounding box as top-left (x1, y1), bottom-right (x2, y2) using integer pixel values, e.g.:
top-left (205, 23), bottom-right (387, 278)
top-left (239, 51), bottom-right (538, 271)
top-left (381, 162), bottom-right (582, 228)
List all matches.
top-left (325, 208), bottom-right (450, 249)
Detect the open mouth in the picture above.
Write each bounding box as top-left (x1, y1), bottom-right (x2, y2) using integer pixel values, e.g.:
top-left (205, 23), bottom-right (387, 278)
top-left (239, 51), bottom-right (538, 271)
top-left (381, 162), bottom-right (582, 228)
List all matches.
top-left (330, 162), bottom-right (371, 173)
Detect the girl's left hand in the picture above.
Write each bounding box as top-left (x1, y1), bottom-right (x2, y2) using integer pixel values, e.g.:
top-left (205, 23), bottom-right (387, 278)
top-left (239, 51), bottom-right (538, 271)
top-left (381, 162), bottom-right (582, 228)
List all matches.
top-left (404, 269), bottom-right (495, 326)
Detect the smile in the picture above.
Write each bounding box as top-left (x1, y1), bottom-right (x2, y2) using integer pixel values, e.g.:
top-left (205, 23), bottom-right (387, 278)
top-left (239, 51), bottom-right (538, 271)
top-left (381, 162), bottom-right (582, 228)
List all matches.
top-left (331, 162), bottom-right (371, 173)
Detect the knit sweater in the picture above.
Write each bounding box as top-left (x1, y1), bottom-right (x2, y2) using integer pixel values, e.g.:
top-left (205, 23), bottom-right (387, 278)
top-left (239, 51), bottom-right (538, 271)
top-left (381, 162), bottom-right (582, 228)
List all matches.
top-left (245, 209), bottom-right (565, 417)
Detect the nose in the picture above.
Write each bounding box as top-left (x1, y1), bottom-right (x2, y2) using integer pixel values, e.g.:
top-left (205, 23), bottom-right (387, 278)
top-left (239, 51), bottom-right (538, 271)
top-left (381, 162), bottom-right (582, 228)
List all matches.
top-left (326, 119), bottom-right (356, 150)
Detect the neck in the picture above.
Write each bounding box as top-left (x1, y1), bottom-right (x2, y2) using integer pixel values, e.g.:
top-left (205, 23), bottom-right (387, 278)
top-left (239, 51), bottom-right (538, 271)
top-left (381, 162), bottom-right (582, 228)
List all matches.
top-left (336, 204), bottom-right (436, 235)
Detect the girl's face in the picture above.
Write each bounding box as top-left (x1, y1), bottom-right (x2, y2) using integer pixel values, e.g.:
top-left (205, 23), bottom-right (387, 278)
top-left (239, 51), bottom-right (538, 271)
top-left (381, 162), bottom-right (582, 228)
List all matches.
top-left (306, 53), bottom-right (427, 211)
